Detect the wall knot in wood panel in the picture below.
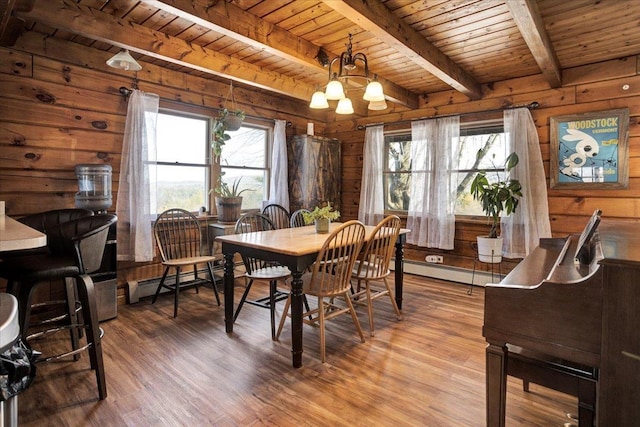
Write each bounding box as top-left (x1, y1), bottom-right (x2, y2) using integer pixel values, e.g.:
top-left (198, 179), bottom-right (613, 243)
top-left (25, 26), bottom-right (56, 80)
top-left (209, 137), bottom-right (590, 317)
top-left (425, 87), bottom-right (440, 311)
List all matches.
top-left (35, 90), bottom-right (56, 104)
top-left (11, 136), bottom-right (26, 146)
top-left (91, 121), bottom-right (108, 130)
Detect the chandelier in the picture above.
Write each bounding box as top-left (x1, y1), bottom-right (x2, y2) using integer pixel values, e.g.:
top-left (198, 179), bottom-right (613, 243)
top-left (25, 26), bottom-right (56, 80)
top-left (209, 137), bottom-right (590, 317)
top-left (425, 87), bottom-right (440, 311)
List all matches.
top-left (309, 34), bottom-right (386, 114)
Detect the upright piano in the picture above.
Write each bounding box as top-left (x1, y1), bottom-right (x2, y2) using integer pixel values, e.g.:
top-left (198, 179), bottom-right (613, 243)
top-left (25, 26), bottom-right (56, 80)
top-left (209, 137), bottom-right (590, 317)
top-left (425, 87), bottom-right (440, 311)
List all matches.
top-left (483, 219), bottom-right (640, 426)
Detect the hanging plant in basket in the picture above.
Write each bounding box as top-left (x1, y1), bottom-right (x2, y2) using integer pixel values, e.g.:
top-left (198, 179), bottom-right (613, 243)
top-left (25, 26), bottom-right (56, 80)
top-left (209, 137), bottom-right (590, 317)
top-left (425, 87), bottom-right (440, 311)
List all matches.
top-left (211, 82), bottom-right (246, 160)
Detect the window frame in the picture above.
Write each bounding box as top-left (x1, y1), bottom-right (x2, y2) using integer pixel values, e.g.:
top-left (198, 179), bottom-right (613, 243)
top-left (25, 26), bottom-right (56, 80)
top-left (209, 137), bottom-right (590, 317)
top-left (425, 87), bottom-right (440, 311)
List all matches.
top-left (382, 118), bottom-right (506, 217)
top-left (152, 103), bottom-right (273, 215)
top-left (217, 121), bottom-right (273, 211)
top-left (382, 130), bottom-right (413, 215)
top-left (154, 108), bottom-right (212, 215)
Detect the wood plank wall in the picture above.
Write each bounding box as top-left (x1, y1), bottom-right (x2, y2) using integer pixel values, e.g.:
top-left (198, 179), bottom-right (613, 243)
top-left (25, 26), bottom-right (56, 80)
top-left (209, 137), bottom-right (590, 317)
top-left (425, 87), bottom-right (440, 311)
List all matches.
top-left (2, 32), bottom-right (639, 303)
top-left (0, 33), bottom-right (325, 302)
top-left (325, 56), bottom-right (640, 272)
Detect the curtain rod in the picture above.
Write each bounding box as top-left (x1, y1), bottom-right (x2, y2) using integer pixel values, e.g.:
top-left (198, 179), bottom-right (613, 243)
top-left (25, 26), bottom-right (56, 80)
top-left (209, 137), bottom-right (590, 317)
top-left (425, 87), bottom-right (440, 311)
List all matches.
top-left (356, 101), bottom-right (540, 131)
top-left (118, 86), bottom-right (292, 127)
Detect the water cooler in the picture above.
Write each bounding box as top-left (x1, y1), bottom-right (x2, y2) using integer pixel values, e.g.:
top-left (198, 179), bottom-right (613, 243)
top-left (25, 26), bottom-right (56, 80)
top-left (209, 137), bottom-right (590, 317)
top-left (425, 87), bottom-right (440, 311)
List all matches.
top-left (74, 164), bottom-right (118, 321)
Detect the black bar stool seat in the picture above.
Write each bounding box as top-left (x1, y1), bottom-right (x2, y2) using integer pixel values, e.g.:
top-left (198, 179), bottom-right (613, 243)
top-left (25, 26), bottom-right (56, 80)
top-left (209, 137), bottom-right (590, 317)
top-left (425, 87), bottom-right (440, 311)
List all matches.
top-left (0, 214), bottom-right (117, 401)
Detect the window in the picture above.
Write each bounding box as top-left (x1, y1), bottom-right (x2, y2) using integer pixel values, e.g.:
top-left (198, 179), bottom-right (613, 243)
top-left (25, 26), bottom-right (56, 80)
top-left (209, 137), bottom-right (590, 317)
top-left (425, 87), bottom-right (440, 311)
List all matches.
top-left (219, 124), bottom-right (270, 210)
top-left (153, 110), bottom-right (272, 214)
top-left (383, 133), bottom-right (412, 212)
top-left (383, 122), bottom-right (508, 216)
top-left (154, 112), bottom-right (210, 213)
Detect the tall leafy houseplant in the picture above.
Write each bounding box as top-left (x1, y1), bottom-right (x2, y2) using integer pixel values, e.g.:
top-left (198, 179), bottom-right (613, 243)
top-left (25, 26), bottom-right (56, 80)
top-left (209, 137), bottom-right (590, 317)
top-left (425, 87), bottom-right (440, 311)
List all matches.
top-left (470, 150), bottom-right (521, 264)
top-left (471, 150), bottom-right (522, 238)
top-left (470, 151), bottom-right (522, 238)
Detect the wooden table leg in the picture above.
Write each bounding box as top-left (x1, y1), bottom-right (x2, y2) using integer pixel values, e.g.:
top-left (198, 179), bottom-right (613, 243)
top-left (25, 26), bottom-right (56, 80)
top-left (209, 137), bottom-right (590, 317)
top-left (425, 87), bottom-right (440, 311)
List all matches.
top-left (290, 271), bottom-right (304, 368)
top-left (394, 237), bottom-right (405, 310)
top-left (223, 252), bottom-right (235, 334)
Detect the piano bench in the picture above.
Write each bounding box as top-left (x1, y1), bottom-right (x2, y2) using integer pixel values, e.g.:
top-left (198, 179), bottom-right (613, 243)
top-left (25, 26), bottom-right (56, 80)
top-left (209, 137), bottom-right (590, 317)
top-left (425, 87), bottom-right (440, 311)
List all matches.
top-left (506, 346), bottom-right (598, 427)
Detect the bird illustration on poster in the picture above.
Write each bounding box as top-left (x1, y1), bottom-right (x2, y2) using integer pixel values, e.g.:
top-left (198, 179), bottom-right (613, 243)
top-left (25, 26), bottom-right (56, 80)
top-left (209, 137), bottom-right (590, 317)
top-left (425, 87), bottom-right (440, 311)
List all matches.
top-left (558, 126), bottom-right (618, 183)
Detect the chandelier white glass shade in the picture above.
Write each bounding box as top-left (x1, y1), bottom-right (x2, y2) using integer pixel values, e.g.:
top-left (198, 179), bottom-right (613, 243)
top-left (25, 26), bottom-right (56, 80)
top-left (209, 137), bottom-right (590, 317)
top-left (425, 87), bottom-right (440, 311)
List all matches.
top-left (309, 34), bottom-right (386, 113)
top-left (325, 78), bottom-right (346, 100)
top-left (309, 89), bottom-right (330, 109)
top-left (367, 99), bottom-right (388, 111)
top-left (335, 98), bottom-right (354, 115)
top-left (362, 79), bottom-right (384, 102)
top-left (106, 49), bottom-right (142, 71)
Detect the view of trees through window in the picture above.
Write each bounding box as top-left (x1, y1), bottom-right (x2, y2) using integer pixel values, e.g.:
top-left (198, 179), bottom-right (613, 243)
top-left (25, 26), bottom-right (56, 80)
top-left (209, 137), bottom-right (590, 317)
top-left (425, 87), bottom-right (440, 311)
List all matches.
top-left (220, 125), bottom-right (269, 210)
top-left (154, 112), bottom-right (209, 213)
top-left (384, 125), bottom-right (508, 216)
top-left (153, 112), bottom-right (270, 213)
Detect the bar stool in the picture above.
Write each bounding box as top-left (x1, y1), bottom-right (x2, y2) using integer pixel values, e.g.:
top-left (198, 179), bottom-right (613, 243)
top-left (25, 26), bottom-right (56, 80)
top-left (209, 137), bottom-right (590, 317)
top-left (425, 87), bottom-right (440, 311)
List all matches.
top-left (0, 214), bottom-right (117, 401)
top-left (0, 209), bottom-right (93, 259)
top-left (0, 208), bottom-right (95, 350)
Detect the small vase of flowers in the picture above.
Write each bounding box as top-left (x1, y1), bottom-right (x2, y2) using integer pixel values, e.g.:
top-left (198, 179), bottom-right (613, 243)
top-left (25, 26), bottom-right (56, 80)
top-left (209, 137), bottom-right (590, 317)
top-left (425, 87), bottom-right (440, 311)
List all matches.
top-left (302, 202), bottom-right (340, 234)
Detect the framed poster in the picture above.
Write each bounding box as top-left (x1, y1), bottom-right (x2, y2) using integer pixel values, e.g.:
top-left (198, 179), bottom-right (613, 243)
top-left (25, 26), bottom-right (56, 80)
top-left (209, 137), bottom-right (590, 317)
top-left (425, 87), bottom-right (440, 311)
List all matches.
top-left (550, 108), bottom-right (629, 189)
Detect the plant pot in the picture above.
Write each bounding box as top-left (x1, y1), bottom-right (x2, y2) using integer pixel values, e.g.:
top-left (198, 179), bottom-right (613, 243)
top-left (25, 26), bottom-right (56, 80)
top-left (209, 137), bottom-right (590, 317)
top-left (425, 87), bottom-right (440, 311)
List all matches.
top-left (476, 236), bottom-right (503, 263)
top-left (223, 115), bottom-right (243, 131)
top-left (215, 196), bottom-right (243, 224)
top-left (314, 218), bottom-right (330, 234)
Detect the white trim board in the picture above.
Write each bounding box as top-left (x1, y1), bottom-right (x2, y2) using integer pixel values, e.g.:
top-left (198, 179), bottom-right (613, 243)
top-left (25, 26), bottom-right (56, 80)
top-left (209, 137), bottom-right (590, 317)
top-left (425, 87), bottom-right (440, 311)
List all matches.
top-left (393, 260), bottom-right (504, 288)
top-left (128, 260), bottom-right (502, 303)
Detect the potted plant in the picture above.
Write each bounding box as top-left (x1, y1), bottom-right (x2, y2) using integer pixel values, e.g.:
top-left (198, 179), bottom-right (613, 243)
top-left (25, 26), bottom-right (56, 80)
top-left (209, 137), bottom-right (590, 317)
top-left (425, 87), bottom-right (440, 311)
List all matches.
top-left (212, 108), bottom-right (245, 160)
top-left (222, 108), bottom-right (245, 131)
top-left (211, 174), bottom-right (250, 224)
top-left (302, 202), bottom-right (340, 234)
top-left (470, 150), bottom-right (522, 263)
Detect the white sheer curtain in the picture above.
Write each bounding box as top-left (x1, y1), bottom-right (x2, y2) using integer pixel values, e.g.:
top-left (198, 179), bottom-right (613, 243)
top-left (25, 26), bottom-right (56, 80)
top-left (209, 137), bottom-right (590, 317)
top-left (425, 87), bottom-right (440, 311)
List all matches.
top-left (358, 125), bottom-right (385, 225)
top-left (406, 116), bottom-right (459, 249)
top-left (116, 90), bottom-right (159, 262)
top-left (267, 119), bottom-right (289, 210)
top-left (501, 108), bottom-right (551, 258)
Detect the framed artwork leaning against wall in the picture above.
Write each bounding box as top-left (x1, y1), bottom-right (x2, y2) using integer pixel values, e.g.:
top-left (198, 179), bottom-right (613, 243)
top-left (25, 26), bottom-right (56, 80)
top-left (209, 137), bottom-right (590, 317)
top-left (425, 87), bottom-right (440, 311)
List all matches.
top-left (550, 108), bottom-right (629, 189)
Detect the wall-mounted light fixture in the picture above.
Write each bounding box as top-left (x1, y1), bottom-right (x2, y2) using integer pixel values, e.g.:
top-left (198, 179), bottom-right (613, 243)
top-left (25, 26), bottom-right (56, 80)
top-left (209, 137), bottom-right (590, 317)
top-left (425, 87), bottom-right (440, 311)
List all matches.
top-left (309, 34), bottom-right (386, 114)
top-left (106, 49), bottom-right (142, 71)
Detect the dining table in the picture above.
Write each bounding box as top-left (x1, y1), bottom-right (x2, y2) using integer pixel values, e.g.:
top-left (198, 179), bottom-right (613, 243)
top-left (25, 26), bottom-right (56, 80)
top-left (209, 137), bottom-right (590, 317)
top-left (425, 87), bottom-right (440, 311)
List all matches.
top-left (216, 222), bottom-right (409, 368)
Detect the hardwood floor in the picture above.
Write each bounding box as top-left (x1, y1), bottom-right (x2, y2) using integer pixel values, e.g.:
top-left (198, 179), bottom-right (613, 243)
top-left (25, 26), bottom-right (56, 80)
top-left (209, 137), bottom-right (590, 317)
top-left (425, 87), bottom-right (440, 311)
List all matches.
top-left (17, 275), bottom-right (577, 426)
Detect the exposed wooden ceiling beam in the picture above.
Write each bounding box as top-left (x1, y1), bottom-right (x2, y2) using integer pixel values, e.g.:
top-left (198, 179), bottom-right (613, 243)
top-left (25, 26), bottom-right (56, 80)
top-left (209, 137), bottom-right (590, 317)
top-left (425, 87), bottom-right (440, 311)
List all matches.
top-left (321, 0), bottom-right (483, 100)
top-left (16, 0), bottom-right (316, 102)
top-left (0, 0), bottom-right (17, 40)
top-left (506, 0), bottom-right (562, 88)
top-left (143, 0), bottom-right (418, 109)
top-left (0, 0), bottom-right (33, 46)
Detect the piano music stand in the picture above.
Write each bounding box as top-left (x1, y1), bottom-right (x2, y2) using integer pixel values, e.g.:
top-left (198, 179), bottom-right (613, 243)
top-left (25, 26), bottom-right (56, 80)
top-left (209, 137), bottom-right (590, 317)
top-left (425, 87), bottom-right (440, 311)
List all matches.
top-left (468, 241), bottom-right (502, 295)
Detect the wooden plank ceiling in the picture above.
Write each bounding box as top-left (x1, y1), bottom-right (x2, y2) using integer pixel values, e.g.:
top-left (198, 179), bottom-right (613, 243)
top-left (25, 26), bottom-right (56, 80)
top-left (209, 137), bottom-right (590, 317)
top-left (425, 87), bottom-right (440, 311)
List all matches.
top-left (3, 0), bottom-right (640, 117)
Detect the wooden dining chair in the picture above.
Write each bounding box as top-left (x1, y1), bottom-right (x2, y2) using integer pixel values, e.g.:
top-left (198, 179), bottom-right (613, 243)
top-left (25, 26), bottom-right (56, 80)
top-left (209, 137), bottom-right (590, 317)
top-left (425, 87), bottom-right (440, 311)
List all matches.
top-left (152, 208), bottom-right (222, 318)
top-left (289, 208), bottom-right (310, 228)
top-left (234, 213), bottom-right (290, 339)
top-left (350, 215), bottom-right (403, 336)
top-left (261, 203), bottom-right (290, 229)
top-left (276, 220), bottom-right (367, 362)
